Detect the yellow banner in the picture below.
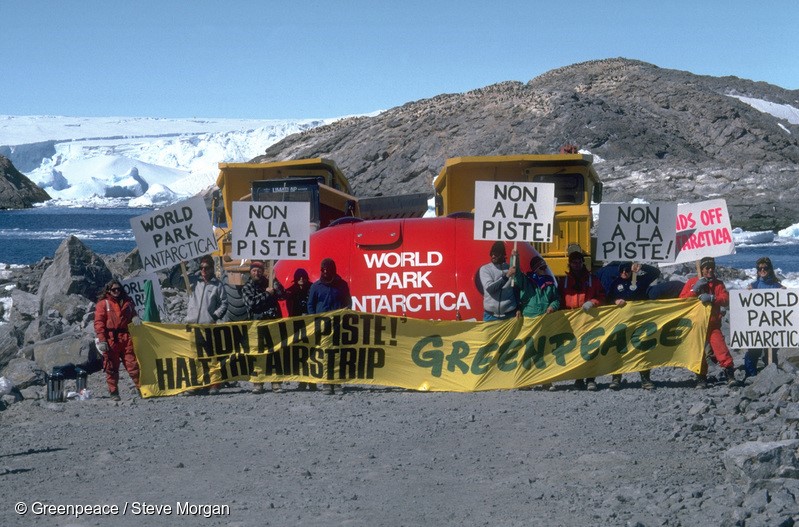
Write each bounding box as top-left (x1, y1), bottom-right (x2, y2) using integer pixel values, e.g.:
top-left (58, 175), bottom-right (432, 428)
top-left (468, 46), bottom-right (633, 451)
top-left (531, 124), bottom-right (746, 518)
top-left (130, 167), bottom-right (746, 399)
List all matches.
top-left (131, 299), bottom-right (709, 397)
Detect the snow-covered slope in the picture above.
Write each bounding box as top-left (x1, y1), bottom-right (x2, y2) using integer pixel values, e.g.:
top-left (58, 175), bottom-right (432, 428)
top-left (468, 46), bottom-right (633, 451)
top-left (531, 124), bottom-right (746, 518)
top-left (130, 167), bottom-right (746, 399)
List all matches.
top-left (0, 115), bottom-right (344, 207)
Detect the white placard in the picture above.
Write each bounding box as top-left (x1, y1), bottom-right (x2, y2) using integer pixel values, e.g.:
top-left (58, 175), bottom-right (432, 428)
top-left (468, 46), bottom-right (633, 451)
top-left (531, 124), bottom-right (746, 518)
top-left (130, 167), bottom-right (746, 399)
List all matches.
top-left (121, 274), bottom-right (166, 321)
top-left (473, 181), bottom-right (556, 242)
top-left (728, 289), bottom-right (799, 349)
top-left (673, 199), bottom-right (734, 264)
top-left (596, 202), bottom-right (678, 263)
top-left (231, 201), bottom-right (310, 260)
top-left (130, 196), bottom-right (218, 273)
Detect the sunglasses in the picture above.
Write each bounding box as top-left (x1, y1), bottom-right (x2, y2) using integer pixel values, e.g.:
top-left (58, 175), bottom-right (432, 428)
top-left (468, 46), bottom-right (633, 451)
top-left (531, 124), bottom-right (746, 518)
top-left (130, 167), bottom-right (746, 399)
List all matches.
top-left (110, 287), bottom-right (122, 292)
top-left (757, 266), bottom-right (770, 271)
top-left (200, 265), bottom-right (212, 270)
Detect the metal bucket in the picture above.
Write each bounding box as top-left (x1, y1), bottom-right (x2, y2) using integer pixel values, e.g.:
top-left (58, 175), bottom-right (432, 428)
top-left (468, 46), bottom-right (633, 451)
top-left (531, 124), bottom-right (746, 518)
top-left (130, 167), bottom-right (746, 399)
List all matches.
top-left (75, 368), bottom-right (88, 393)
top-left (46, 371), bottom-right (65, 402)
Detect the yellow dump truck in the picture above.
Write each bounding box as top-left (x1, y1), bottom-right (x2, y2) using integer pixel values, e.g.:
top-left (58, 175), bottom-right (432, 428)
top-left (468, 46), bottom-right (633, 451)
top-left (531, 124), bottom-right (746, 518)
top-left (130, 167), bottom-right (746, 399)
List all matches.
top-left (214, 158), bottom-right (428, 284)
top-left (433, 154), bottom-right (603, 275)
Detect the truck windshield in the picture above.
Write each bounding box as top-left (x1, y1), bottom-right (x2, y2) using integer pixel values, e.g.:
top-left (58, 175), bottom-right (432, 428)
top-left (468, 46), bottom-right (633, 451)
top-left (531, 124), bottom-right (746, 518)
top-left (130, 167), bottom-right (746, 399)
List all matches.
top-left (532, 173), bottom-right (585, 205)
top-left (251, 178), bottom-right (321, 224)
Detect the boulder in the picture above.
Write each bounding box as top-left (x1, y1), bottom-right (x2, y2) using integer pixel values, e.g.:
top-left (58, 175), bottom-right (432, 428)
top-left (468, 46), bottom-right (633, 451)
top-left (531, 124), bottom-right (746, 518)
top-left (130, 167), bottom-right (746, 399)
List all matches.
top-left (0, 324), bottom-right (18, 371)
top-left (37, 236), bottom-right (112, 310)
top-left (0, 155), bottom-right (51, 209)
top-left (10, 288), bottom-right (39, 325)
top-left (1, 357), bottom-right (44, 389)
top-left (743, 364), bottom-right (795, 398)
top-left (39, 309), bottom-right (67, 340)
top-left (722, 440), bottom-right (799, 483)
top-left (21, 320), bottom-right (39, 348)
top-left (31, 330), bottom-right (97, 374)
top-left (46, 293), bottom-right (91, 326)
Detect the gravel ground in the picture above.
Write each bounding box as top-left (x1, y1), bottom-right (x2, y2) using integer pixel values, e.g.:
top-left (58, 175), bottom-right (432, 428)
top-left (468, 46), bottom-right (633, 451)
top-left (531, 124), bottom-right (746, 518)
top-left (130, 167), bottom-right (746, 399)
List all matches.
top-left (3, 346), bottom-right (799, 527)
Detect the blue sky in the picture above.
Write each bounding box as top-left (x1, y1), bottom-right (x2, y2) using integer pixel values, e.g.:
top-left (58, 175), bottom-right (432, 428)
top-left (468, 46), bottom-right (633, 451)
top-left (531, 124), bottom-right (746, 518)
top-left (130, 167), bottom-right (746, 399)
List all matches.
top-left (3, 0), bottom-right (797, 119)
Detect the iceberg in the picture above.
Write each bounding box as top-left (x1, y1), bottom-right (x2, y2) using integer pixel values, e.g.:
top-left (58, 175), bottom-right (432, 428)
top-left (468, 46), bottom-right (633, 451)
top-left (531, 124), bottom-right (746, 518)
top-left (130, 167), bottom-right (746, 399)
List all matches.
top-left (779, 223), bottom-right (799, 238)
top-left (731, 227), bottom-right (775, 245)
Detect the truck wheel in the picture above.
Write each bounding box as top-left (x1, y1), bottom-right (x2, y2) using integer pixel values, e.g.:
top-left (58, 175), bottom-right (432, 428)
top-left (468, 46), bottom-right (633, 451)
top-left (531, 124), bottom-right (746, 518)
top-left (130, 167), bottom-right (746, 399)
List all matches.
top-left (223, 273), bottom-right (249, 321)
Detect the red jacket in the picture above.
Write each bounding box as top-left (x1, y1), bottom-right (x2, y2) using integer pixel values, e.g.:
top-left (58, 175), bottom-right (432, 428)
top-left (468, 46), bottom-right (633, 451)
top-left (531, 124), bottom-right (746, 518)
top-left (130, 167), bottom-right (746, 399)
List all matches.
top-left (679, 276), bottom-right (729, 328)
top-left (94, 295), bottom-right (136, 343)
top-left (558, 270), bottom-right (606, 310)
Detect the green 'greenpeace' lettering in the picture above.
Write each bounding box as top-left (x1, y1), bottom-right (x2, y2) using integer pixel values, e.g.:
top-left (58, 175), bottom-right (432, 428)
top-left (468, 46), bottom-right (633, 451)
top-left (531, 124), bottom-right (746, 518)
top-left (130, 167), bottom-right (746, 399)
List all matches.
top-left (411, 317), bottom-right (694, 378)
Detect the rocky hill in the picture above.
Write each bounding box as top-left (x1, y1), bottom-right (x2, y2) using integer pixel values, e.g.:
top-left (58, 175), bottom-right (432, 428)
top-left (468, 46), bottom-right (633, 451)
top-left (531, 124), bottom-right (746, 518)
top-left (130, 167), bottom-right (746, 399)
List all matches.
top-left (255, 58), bottom-right (799, 231)
top-left (0, 155), bottom-right (50, 208)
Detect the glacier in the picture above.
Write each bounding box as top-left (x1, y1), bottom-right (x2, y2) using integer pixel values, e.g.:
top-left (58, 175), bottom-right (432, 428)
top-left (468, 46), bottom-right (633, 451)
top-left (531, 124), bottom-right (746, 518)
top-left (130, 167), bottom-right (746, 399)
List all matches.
top-left (0, 115), bottom-right (344, 207)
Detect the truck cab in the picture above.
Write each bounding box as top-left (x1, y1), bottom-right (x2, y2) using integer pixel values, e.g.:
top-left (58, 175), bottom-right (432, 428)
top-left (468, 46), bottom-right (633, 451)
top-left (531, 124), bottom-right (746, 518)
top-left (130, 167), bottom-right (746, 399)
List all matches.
top-left (214, 158), bottom-right (428, 284)
top-left (433, 154), bottom-right (603, 275)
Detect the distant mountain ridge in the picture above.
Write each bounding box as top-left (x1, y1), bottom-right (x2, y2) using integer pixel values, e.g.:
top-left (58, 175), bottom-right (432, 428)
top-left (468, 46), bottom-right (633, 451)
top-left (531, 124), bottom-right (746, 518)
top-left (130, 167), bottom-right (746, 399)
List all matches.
top-left (255, 58), bottom-right (799, 231)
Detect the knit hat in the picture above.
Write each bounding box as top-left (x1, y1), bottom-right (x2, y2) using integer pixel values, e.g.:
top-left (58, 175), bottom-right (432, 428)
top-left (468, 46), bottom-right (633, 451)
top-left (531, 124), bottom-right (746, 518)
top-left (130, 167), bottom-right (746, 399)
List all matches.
top-left (489, 241), bottom-right (506, 257)
top-left (250, 260), bottom-right (265, 270)
top-left (320, 258), bottom-right (337, 273)
top-left (700, 257), bottom-right (716, 269)
top-left (529, 256), bottom-right (546, 272)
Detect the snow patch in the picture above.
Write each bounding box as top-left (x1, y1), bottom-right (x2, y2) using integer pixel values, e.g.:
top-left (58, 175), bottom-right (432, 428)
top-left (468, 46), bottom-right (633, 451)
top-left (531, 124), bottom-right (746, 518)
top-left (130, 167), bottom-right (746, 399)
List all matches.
top-left (728, 95), bottom-right (799, 125)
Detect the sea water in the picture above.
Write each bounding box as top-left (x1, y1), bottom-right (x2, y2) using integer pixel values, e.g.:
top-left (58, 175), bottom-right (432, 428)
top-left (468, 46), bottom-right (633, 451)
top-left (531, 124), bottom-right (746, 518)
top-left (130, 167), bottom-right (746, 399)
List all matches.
top-left (0, 207), bottom-right (150, 264)
top-left (1, 206), bottom-right (798, 286)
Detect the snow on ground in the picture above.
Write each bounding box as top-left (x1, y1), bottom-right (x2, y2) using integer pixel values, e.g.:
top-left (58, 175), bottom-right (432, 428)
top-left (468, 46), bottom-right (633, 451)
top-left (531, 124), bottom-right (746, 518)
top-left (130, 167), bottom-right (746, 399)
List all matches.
top-left (727, 95), bottom-right (799, 126)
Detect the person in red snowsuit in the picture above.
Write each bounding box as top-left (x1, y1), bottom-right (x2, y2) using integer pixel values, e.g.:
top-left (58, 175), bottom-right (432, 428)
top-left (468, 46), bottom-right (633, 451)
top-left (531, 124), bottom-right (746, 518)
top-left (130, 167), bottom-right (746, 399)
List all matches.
top-left (94, 280), bottom-right (140, 400)
top-left (679, 257), bottom-right (738, 388)
top-left (554, 249), bottom-right (606, 391)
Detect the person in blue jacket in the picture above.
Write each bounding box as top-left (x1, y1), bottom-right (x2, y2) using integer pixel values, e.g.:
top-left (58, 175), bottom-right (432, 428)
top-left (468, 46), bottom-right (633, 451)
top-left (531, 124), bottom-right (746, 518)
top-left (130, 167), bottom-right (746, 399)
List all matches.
top-left (604, 262), bottom-right (661, 390)
top-left (745, 257), bottom-right (786, 376)
top-left (307, 258), bottom-right (352, 395)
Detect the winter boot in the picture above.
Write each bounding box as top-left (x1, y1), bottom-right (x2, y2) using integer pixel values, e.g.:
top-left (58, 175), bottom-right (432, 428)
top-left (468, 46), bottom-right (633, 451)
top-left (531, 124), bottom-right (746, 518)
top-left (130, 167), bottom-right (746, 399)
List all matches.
top-left (694, 374), bottom-right (708, 389)
top-left (725, 367), bottom-right (740, 387)
top-left (609, 375), bottom-right (622, 391)
top-left (640, 370), bottom-right (654, 390)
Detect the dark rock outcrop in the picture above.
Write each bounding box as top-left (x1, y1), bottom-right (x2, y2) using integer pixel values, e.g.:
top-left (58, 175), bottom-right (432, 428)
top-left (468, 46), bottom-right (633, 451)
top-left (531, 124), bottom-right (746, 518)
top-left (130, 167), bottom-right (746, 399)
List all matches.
top-left (0, 155), bottom-right (50, 209)
top-left (38, 236), bottom-right (112, 311)
top-left (255, 58), bottom-right (799, 230)
top-left (0, 239), bottom-right (178, 385)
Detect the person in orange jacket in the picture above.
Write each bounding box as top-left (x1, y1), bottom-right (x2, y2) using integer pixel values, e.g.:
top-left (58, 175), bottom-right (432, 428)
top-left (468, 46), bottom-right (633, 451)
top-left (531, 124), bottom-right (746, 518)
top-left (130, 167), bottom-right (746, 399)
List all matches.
top-left (679, 257), bottom-right (738, 388)
top-left (554, 249), bottom-right (606, 391)
top-left (94, 279), bottom-right (140, 401)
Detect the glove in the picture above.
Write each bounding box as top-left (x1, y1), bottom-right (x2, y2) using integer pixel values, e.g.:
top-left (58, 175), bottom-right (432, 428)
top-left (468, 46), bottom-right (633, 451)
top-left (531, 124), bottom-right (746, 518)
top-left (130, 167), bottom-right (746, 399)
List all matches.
top-left (698, 293), bottom-right (714, 304)
top-left (131, 317), bottom-right (142, 326)
top-left (97, 341), bottom-right (109, 353)
top-left (582, 301), bottom-right (594, 312)
top-left (691, 278), bottom-right (708, 293)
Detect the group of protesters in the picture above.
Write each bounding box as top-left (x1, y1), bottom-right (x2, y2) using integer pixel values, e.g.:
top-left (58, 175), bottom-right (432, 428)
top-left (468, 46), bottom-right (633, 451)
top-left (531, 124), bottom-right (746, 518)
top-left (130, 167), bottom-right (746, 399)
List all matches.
top-left (92, 244), bottom-right (785, 400)
top-left (478, 240), bottom-right (786, 391)
top-left (92, 254), bottom-right (351, 400)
